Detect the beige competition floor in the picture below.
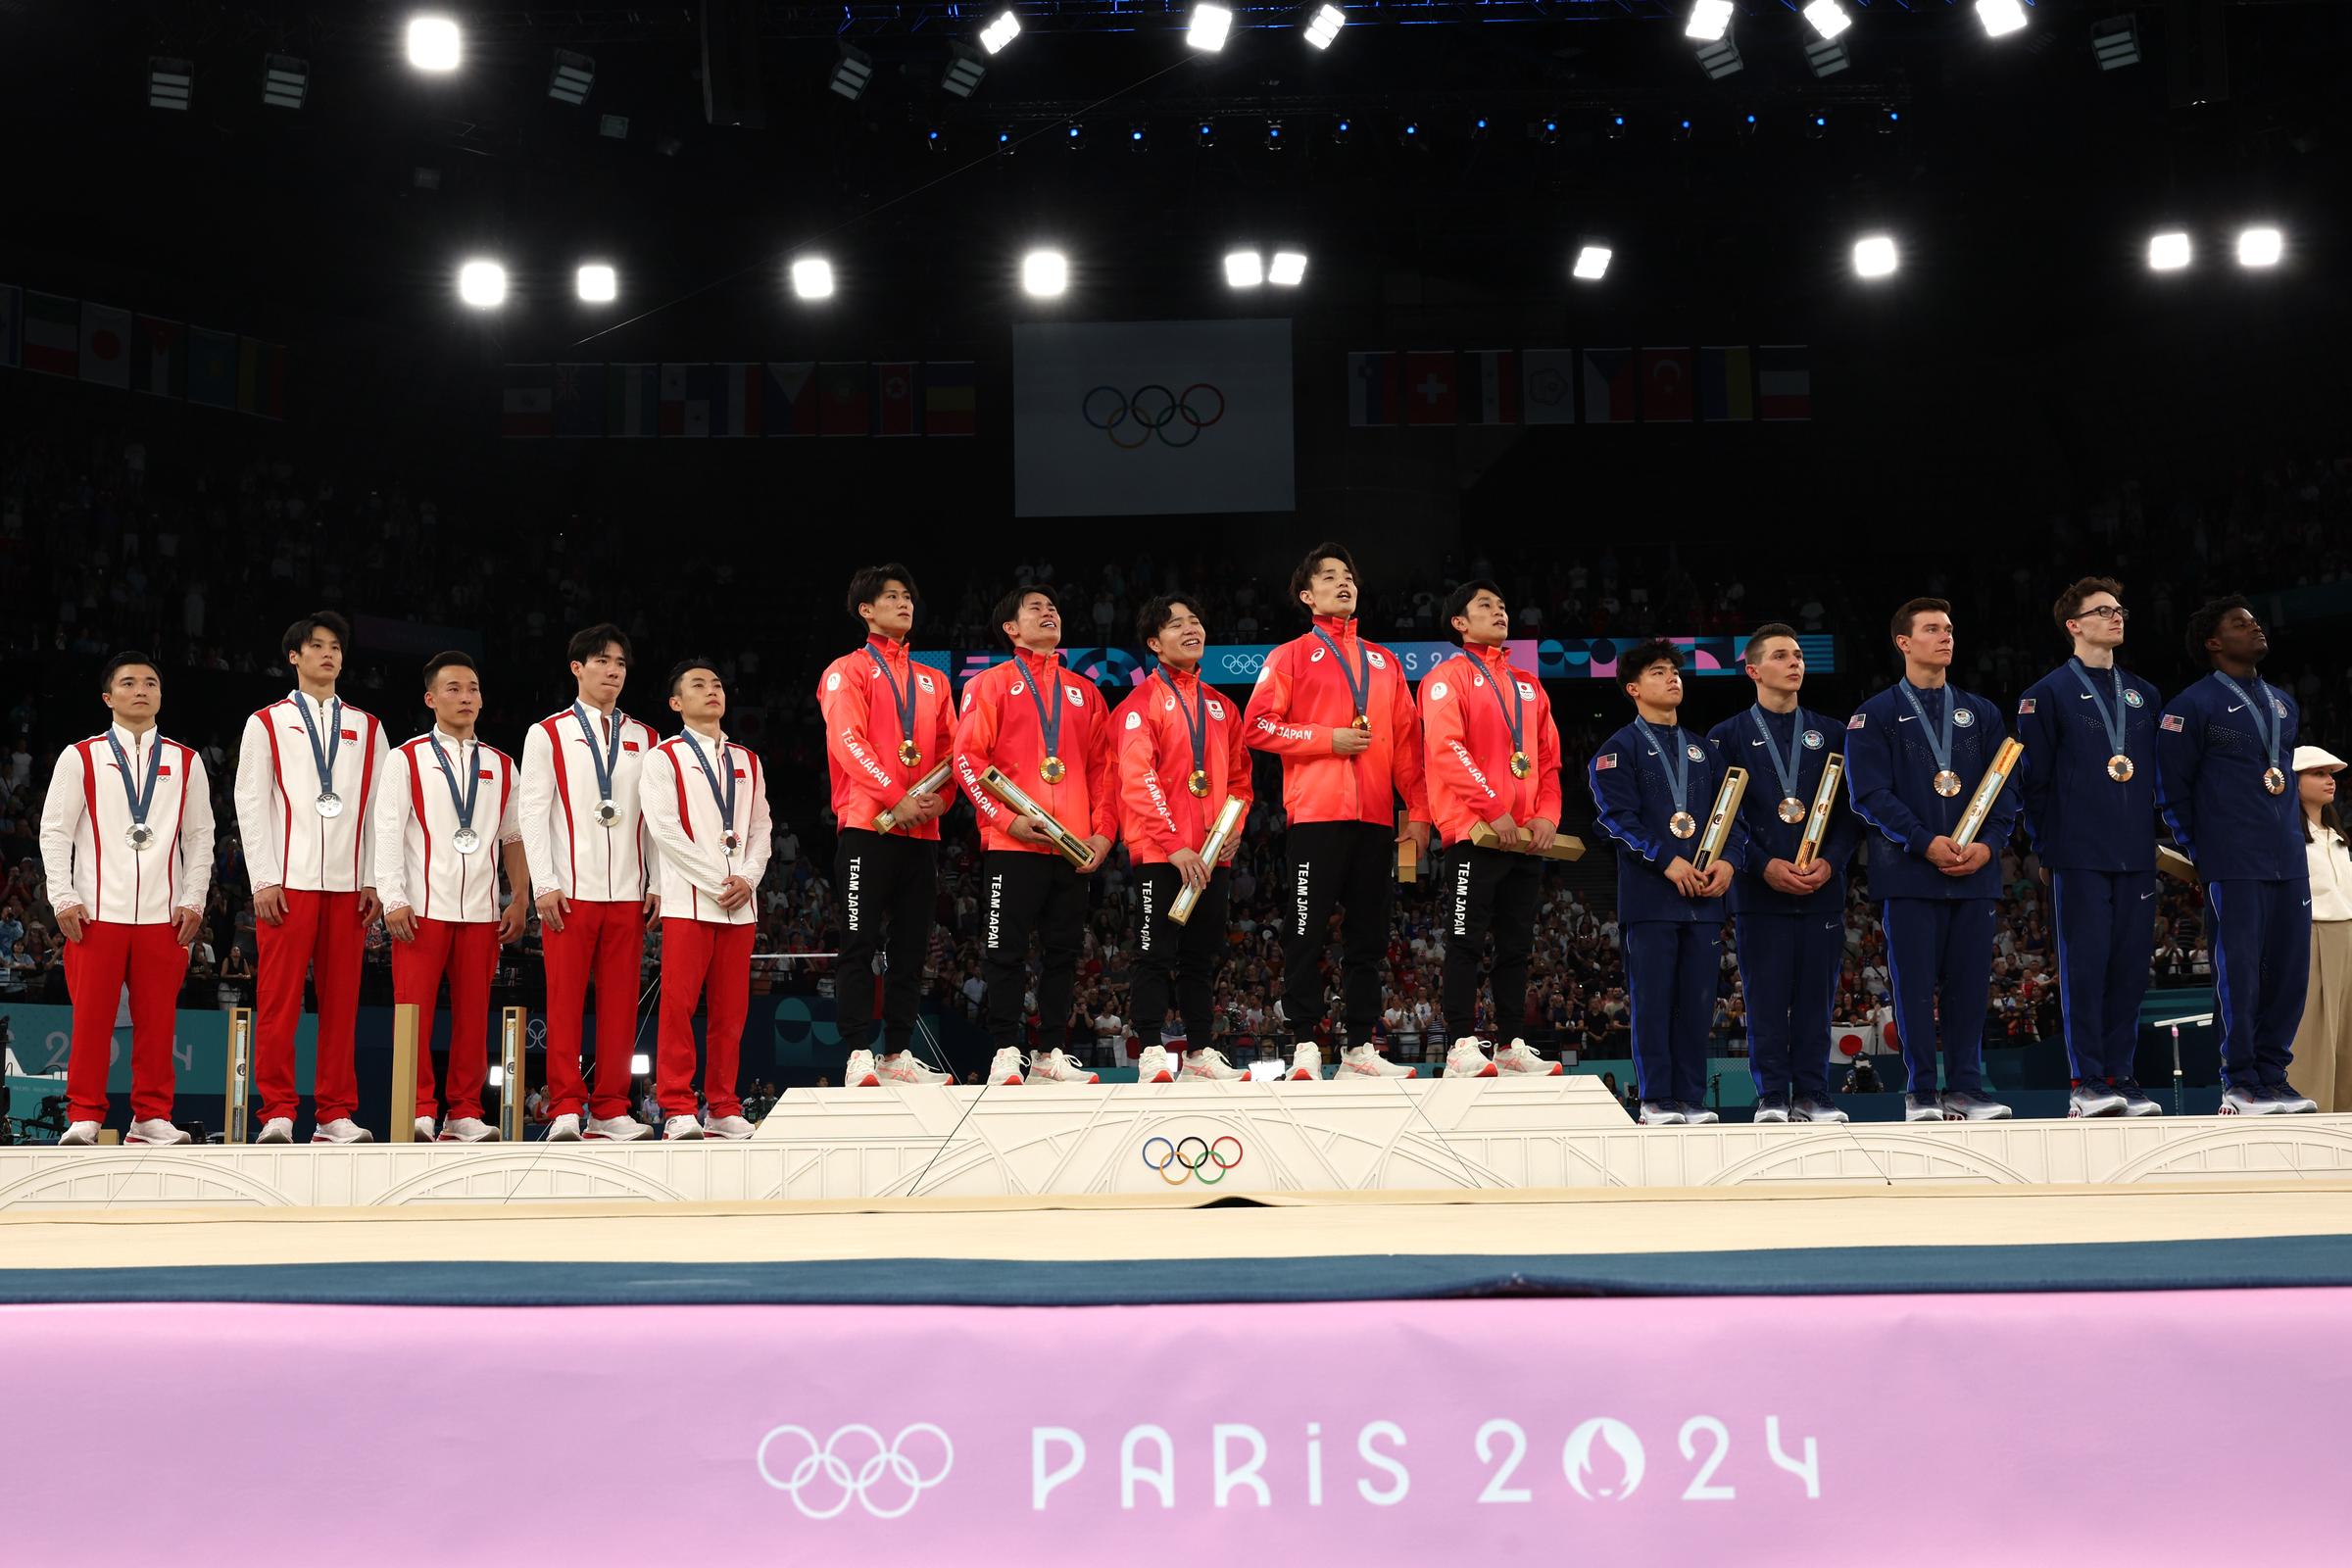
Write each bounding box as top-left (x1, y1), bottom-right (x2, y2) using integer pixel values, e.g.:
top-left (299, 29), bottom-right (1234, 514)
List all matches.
top-left (8, 1179), bottom-right (2352, 1271)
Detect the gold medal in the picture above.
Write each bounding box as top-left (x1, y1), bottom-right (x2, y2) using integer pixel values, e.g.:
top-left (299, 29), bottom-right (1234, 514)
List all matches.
top-left (899, 740), bottom-right (921, 767)
top-left (1933, 769), bottom-right (1963, 798)
top-left (1778, 796), bottom-right (1807, 824)
top-left (1187, 768), bottom-right (1210, 798)
top-left (2264, 766), bottom-right (2287, 797)
top-left (1040, 755), bottom-right (1066, 785)
top-left (2107, 754), bottom-right (2133, 783)
top-left (1669, 810), bottom-right (1698, 840)
top-left (1509, 751), bottom-right (1532, 779)
top-left (1350, 712), bottom-right (1371, 733)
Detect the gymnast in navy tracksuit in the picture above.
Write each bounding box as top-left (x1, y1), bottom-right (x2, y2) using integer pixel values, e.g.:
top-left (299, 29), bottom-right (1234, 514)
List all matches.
top-left (1842, 599), bottom-right (2019, 1121)
top-left (2155, 595), bottom-right (2316, 1112)
top-left (1705, 624), bottom-right (1858, 1123)
top-left (1589, 639), bottom-right (1749, 1124)
top-left (2013, 577), bottom-right (2166, 1117)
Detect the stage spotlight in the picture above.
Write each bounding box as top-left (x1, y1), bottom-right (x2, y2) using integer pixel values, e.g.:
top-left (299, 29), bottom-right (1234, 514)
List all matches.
top-left (926, 124), bottom-right (946, 151)
top-left (148, 57), bottom-right (193, 111)
top-left (600, 114), bottom-right (630, 139)
top-left (1303, 4), bottom-right (1347, 49)
top-left (407, 15), bottom-right (462, 72)
top-left (2091, 16), bottom-right (2140, 70)
top-left (1802, 1), bottom-right (1851, 41)
top-left (981, 10), bottom-right (1023, 54)
top-left (943, 42), bottom-right (988, 98)
top-left (1269, 250), bottom-right (1307, 285)
top-left (792, 257), bottom-right (836, 298)
top-left (1674, 118), bottom-right (1693, 141)
top-left (1225, 250), bottom-right (1265, 288)
top-left (1695, 38), bottom-right (1743, 77)
top-left (2236, 226), bottom-right (2282, 268)
top-left (1023, 249), bottom-right (1069, 297)
top-left (1604, 112), bottom-right (1627, 139)
top-left (1471, 116), bottom-right (1490, 140)
top-left (1188, 3), bottom-right (1234, 52)
top-left (1536, 117), bottom-right (1559, 144)
top-left (1685, 0), bottom-right (1734, 42)
top-left (1976, 0), bottom-right (2028, 38)
top-left (458, 260), bottom-right (507, 309)
top-left (1197, 119), bottom-right (1217, 147)
top-left (1806, 113), bottom-right (1828, 138)
top-left (1064, 122), bottom-right (1086, 150)
top-left (1397, 119), bottom-right (1420, 146)
top-left (2147, 231), bottom-right (2191, 271)
top-left (1805, 36), bottom-right (1850, 74)
top-left (1266, 119), bottom-right (1286, 149)
top-left (998, 127), bottom-right (1015, 152)
top-left (1852, 234), bottom-right (1897, 278)
top-left (1878, 107), bottom-right (1900, 133)
top-left (1127, 122), bottom-right (1149, 151)
top-left (630, 1053), bottom-right (651, 1076)
top-left (262, 54), bottom-right (308, 110)
top-left (1573, 245), bottom-right (1611, 281)
top-left (829, 44), bottom-right (875, 101)
top-left (1334, 118), bottom-right (1352, 144)
top-left (549, 49), bottom-right (595, 104)
top-left (576, 264), bottom-right (617, 303)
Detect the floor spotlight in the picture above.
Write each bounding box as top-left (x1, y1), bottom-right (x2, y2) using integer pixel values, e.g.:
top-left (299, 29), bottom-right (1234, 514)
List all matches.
top-left (1685, 0), bottom-right (1734, 42)
top-left (2236, 226), bottom-right (2281, 268)
top-left (1188, 4), bottom-right (1234, 52)
top-left (549, 49), bottom-right (595, 104)
top-left (1303, 4), bottom-right (1346, 49)
top-left (407, 15), bottom-right (462, 72)
top-left (1572, 245), bottom-right (1611, 281)
top-left (981, 10), bottom-right (1022, 53)
top-left (1225, 250), bottom-right (1265, 288)
top-left (262, 54), bottom-right (308, 110)
top-left (1976, 0), bottom-right (2028, 38)
top-left (2147, 231), bottom-right (2191, 271)
top-left (1269, 250), bottom-right (1308, 285)
top-left (458, 260), bottom-right (507, 308)
top-left (1852, 234), bottom-right (1898, 278)
top-left (792, 257), bottom-right (836, 299)
top-left (576, 264), bottom-right (617, 303)
top-left (148, 57), bottom-right (193, 111)
top-left (830, 44), bottom-right (874, 101)
top-left (1023, 250), bottom-right (1069, 297)
top-left (944, 42), bottom-right (988, 98)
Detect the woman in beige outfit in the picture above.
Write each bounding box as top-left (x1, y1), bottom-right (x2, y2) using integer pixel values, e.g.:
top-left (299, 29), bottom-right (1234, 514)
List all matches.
top-left (2289, 746), bottom-right (2352, 1112)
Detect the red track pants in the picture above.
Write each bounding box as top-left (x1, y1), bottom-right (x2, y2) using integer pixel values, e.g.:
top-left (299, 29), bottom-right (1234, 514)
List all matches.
top-left (391, 916), bottom-right (500, 1121)
top-left (254, 888), bottom-right (364, 1125)
top-left (542, 899), bottom-right (646, 1120)
top-left (657, 917), bottom-right (752, 1118)
top-left (63, 920), bottom-right (189, 1126)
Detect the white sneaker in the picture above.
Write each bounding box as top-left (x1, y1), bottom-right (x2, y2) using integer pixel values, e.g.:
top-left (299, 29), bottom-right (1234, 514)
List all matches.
top-left (256, 1117), bottom-right (294, 1144)
top-left (987, 1047), bottom-right (1026, 1086)
top-left (1639, 1101), bottom-right (1688, 1126)
top-left (126, 1118), bottom-right (192, 1146)
top-left (413, 1115), bottom-right (438, 1142)
top-left (1443, 1037), bottom-right (1498, 1079)
top-left (878, 1053), bottom-right (953, 1087)
top-left (586, 1113), bottom-right (654, 1141)
top-left (1028, 1048), bottom-right (1101, 1084)
top-left (1182, 1047), bottom-right (1248, 1082)
top-left (438, 1116), bottom-right (497, 1143)
top-left (1494, 1038), bottom-right (1564, 1076)
top-left (311, 1117), bottom-right (374, 1145)
top-left (1340, 1044), bottom-right (1416, 1079)
top-left (59, 1120), bottom-right (100, 1147)
top-left (845, 1049), bottom-right (881, 1087)
top-left (1287, 1043), bottom-right (1323, 1082)
top-left (1683, 1105), bottom-right (1721, 1125)
top-left (545, 1112), bottom-right (582, 1142)
top-left (705, 1113), bottom-right (756, 1140)
top-left (663, 1114), bottom-right (705, 1141)
top-left (1135, 1045), bottom-right (1176, 1084)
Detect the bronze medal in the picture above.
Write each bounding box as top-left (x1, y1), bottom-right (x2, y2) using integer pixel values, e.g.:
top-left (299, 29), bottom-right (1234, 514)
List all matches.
top-left (1040, 755), bottom-right (1067, 785)
top-left (1778, 796), bottom-right (1807, 825)
top-left (1188, 768), bottom-right (1210, 798)
top-left (2107, 754), bottom-right (2133, 783)
top-left (1669, 810), bottom-right (1698, 840)
top-left (1933, 769), bottom-right (1964, 798)
top-left (1509, 751), bottom-right (1532, 779)
top-left (2264, 766), bottom-right (2287, 797)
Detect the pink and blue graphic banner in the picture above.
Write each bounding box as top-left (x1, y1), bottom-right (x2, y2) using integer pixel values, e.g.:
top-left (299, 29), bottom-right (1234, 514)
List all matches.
top-left (14, 1286), bottom-right (2344, 1563)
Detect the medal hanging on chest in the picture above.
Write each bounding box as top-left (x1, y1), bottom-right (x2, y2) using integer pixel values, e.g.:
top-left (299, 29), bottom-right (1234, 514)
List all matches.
top-left (866, 645), bottom-right (925, 772)
top-left (1023, 665), bottom-right (1068, 787)
top-left (684, 733), bottom-right (742, 854)
top-left (429, 735), bottom-right (484, 856)
top-left (2071, 660), bottom-right (2137, 786)
top-left (1314, 626), bottom-right (1376, 737)
top-left (2214, 672), bottom-right (2290, 798)
top-left (573, 703), bottom-right (626, 826)
top-left (1161, 669), bottom-right (1215, 802)
top-left (1642, 718), bottom-right (1700, 839)
top-left (1748, 706), bottom-right (1812, 825)
top-left (1899, 681), bottom-right (1968, 801)
top-left (107, 729), bottom-right (166, 851)
top-left (295, 694), bottom-right (345, 818)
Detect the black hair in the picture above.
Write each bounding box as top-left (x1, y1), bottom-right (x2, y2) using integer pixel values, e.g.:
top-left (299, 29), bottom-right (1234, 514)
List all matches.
top-left (99, 650), bottom-right (159, 691)
top-left (1442, 580), bottom-right (1506, 645)
top-left (566, 622), bottom-right (632, 667)
top-left (421, 650), bottom-right (477, 690)
top-left (1888, 597), bottom-right (1950, 648)
top-left (666, 657), bottom-right (721, 700)
top-left (993, 584), bottom-right (1059, 651)
top-left (1742, 622), bottom-right (1800, 667)
top-left (1288, 541), bottom-right (1359, 612)
top-left (1618, 637), bottom-right (1683, 699)
top-left (2052, 576), bottom-right (2125, 636)
top-left (280, 611), bottom-right (351, 661)
top-left (2184, 594), bottom-right (2251, 665)
top-left (847, 564), bottom-right (918, 625)
top-left (1136, 593), bottom-right (1203, 646)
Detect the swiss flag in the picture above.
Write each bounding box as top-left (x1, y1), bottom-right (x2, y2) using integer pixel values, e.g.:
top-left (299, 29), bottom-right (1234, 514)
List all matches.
top-left (1403, 350), bottom-right (1457, 425)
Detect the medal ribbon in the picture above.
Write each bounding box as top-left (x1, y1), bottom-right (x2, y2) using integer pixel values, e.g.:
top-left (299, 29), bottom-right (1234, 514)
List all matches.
top-left (105, 729), bottom-right (164, 832)
top-left (1310, 625), bottom-right (1373, 722)
top-left (1747, 705), bottom-right (1803, 803)
top-left (864, 643), bottom-right (920, 760)
top-left (1460, 653), bottom-right (1527, 764)
top-left (2212, 671), bottom-right (2282, 777)
top-left (293, 693), bottom-right (343, 797)
top-left (1636, 718), bottom-right (1691, 817)
top-left (1158, 668), bottom-right (1208, 779)
top-left (427, 734), bottom-right (481, 836)
top-left (1896, 680), bottom-right (1956, 780)
top-left (1019, 656), bottom-right (1066, 762)
top-left (571, 701), bottom-right (624, 806)
top-left (2068, 658), bottom-right (2131, 765)
top-left (680, 732), bottom-right (738, 842)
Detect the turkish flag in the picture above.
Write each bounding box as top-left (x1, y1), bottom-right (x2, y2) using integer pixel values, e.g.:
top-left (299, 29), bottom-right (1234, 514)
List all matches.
top-left (1642, 347), bottom-right (1694, 422)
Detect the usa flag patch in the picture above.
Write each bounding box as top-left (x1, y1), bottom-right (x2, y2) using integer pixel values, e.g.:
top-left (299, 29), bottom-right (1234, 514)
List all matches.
top-left (1846, 713), bottom-right (1867, 730)
top-left (2161, 713), bottom-right (2185, 732)
top-left (1595, 753), bottom-right (1618, 770)
top-left (2018, 698), bottom-right (2036, 715)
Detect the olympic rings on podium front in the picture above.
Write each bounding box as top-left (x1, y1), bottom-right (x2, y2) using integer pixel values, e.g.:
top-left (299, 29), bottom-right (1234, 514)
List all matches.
top-left (1141, 1132), bottom-right (1245, 1184)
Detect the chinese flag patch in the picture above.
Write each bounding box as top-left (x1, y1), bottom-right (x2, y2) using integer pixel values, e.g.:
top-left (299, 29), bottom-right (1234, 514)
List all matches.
top-left (623, 740), bottom-right (641, 752)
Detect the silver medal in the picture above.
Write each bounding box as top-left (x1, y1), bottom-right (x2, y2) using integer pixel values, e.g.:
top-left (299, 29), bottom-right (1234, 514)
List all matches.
top-left (722, 830), bottom-right (741, 854)
top-left (316, 791), bottom-right (345, 818)
top-left (453, 826), bottom-right (482, 856)
top-left (594, 798), bottom-right (620, 826)
top-left (126, 821), bottom-right (156, 850)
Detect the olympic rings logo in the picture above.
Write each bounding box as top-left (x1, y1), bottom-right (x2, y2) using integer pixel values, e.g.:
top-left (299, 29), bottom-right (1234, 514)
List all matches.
top-left (1221, 653), bottom-right (1264, 676)
top-left (1143, 1134), bottom-right (1245, 1185)
top-left (755, 1423), bottom-right (955, 1519)
top-left (1082, 383), bottom-right (1226, 449)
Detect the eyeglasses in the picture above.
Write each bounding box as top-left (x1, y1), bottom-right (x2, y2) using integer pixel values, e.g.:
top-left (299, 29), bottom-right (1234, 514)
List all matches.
top-left (2077, 605), bottom-right (2129, 622)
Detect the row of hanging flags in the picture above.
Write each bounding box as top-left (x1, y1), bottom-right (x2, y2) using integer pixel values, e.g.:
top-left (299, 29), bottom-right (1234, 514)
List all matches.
top-left (1348, 345), bottom-right (1813, 425)
top-left (0, 284), bottom-right (287, 418)
top-left (498, 362), bottom-right (979, 438)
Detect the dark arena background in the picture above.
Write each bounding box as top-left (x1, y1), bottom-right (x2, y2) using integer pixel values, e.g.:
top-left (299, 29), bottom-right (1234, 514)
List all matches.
top-left (5, 2), bottom-right (2352, 1561)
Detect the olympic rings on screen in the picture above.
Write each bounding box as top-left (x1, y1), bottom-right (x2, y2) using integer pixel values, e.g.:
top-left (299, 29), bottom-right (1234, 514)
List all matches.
top-left (1142, 1132), bottom-right (1245, 1184)
top-left (1220, 653), bottom-right (1264, 677)
top-left (1081, 383), bottom-right (1226, 449)
top-left (755, 1423), bottom-right (956, 1519)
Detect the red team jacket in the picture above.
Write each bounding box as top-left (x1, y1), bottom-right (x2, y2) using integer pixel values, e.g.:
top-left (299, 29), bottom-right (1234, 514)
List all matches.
top-left (952, 648), bottom-right (1119, 857)
top-left (1240, 613), bottom-right (1432, 829)
top-left (1415, 641), bottom-right (1563, 845)
top-left (816, 634), bottom-right (960, 840)
top-left (1110, 666), bottom-right (1254, 862)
